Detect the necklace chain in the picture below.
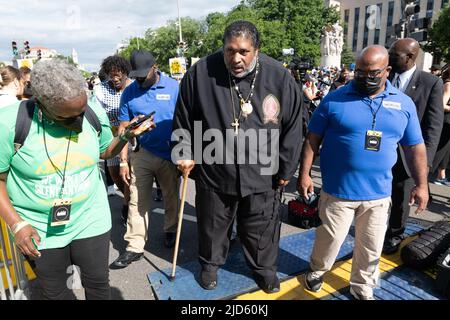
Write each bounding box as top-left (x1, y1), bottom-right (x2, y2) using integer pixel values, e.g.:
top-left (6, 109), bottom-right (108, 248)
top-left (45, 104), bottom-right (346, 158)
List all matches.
top-left (231, 60), bottom-right (259, 106)
top-left (228, 59), bottom-right (259, 124)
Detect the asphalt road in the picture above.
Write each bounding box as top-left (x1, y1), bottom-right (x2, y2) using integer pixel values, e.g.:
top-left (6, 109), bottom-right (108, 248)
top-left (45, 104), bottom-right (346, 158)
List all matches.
top-left (31, 161), bottom-right (449, 300)
top-left (101, 163), bottom-right (449, 300)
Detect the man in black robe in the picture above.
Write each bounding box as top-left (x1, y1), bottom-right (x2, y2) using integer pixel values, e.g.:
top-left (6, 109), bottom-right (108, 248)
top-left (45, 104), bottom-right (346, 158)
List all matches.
top-left (172, 20), bottom-right (302, 293)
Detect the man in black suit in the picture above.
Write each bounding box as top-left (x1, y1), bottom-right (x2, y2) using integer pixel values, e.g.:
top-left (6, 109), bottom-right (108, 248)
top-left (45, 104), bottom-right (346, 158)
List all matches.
top-left (383, 38), bottom-right (444, 254)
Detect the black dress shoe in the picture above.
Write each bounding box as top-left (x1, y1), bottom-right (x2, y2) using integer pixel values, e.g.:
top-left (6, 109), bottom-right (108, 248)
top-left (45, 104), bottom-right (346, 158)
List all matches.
top-left (199, 270), bottom-right (217, 290)
top-left (383, 236), bottom-right (403, 255)
top-left (255, 274), bottom-right (280, 294)
top-left (164, 232), bottom-right (176, 248)
top-left (110, 251), bottom-right (143, 269)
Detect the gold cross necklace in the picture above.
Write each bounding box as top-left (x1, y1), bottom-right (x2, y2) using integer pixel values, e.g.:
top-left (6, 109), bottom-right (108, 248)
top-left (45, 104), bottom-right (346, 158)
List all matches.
top-left (228, 59), bottom-right (259, 135)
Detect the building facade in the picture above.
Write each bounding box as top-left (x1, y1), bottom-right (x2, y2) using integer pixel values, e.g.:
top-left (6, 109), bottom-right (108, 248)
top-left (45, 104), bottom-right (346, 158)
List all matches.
top-left (326, 0), bottom-right (449, 69)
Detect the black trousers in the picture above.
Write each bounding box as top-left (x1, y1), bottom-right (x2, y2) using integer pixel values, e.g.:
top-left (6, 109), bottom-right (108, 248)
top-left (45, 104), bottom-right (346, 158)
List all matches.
top-left (195, 184), bottom-right (282, 280)
top-left (432, 120), bottom-right (450, 172)
top-left (29, 230), bottom-right (111, 300)
top-left (388, 174), bottom-right (415, 237)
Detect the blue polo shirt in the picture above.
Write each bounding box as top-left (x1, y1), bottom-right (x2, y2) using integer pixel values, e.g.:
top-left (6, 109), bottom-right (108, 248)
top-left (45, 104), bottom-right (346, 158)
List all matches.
top-left (308, 80), bottom-right (423, 200)
top-left (119, 72), bottom-right (179, 160)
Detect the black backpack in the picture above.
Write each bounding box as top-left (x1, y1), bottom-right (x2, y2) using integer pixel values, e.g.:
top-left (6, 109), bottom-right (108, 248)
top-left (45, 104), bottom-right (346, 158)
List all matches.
top-left (14, 99), bottom-right (102, 153)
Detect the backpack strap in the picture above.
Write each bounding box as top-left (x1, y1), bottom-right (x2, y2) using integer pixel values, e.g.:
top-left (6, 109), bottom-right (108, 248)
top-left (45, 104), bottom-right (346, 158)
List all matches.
top-left (85, 105), bottom-right (102, 136)
top-left (13, 102), bottom-right (102, 154)
top-left (14, 99), bottom-right (35, 153)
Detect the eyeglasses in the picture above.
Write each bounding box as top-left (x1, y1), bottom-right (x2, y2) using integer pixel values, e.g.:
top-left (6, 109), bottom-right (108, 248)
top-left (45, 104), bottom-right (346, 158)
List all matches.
top-left (354, 66), bottom-right (388, 78)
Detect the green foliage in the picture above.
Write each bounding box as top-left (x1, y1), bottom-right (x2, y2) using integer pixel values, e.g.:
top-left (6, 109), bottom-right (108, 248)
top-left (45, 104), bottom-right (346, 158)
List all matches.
top-left (341, 44), bottom-right (355, 68)
top-left (246, 0), bottom-right (340, 63)
top-left (118, 37), bottom-right (151, 60)
top-left (80, 69), bottom-right (92, 78)
top-left (55, 54), bottom-right (77, 66)
top-left (118, 0), bottom-right (340, 71)
top-left (425, 6), bottom-right (450, 62)
top-left (144, 17), bottom-right (205, 73)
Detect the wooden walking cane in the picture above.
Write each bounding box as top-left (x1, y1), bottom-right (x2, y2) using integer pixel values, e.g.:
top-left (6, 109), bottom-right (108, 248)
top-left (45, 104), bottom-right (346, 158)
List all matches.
top-left (170, 172), bottom-right (189, 281)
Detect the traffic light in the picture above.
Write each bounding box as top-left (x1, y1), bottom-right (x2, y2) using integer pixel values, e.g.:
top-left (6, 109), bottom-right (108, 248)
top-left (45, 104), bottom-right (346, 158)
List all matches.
top-left (179, 41), bottom-right (188, 51)
top-left (404, 2), bottom-right (420, 18)
top-left (409, 30), bottom-right (428, 42)
top-left (409, 17), bottom-right (431, 32)
top-left (24, 41), bottom-right (30, 55)
top-left (12, 41), bottom-right (18, 56)
top-left (37, 49), bottom-right (42, 60)
top-left (408, 17), bottom-right (431, 43)
top-left (386, 24), bottom-right (403, 38)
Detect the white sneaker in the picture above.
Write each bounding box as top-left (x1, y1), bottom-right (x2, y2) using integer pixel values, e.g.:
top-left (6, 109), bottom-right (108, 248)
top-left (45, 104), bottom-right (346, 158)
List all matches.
top-left (349, 287), bottom-right (375, 300)
top-left (107, 185), bottom-right (116, 196)
top-left (303, 271), bottom-right (324, 292)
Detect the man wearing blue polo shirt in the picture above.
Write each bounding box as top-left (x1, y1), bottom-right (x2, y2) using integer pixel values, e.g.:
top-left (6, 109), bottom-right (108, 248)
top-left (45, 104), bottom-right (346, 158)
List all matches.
top-left (111, 50), bottom-right (180, 269)
top-left (297, 45), bottom-right (428, 300)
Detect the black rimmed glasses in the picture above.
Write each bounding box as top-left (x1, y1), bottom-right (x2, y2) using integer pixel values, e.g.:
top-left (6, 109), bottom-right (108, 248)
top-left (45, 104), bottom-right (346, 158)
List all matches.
top-left (354, 66), bottom-right (388, 79)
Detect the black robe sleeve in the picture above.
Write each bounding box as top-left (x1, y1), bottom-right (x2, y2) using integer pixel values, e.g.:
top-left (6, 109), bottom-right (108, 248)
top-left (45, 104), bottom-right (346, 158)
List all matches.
top-left (172, 70), bottom-right (195, 161)
top-left (278, 74), bottom-right (303, 180)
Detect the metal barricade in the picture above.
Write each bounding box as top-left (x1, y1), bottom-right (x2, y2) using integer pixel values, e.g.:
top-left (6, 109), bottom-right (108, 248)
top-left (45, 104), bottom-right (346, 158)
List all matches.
top-left (0, 219), bottom-right (33, 300)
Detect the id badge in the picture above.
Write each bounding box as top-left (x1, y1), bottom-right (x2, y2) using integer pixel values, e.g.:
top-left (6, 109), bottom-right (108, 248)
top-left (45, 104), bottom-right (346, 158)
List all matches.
top-left (365, 130), bottom-right (382, 151)
top-left (50, 198), bottom-right (72, 227)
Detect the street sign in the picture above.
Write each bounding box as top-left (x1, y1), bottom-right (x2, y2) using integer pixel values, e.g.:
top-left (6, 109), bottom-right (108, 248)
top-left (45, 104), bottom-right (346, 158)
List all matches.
top-left (13, 58), bottom-right (33, 69)
top-left (169, 57), bottom-right (187, 79)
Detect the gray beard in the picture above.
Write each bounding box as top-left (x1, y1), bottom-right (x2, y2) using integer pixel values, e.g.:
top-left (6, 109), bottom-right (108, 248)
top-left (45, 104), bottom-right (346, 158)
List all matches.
top-left (230, 56), bottom-right (258, 78)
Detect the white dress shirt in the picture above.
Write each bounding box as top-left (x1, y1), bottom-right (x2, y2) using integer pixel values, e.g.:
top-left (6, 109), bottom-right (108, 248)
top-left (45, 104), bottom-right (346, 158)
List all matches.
top-left (392, 64), bottom-right (417, 93)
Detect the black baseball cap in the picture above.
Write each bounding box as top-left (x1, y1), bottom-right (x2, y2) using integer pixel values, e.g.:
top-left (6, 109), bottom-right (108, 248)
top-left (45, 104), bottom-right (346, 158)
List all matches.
top-left (129, 49), bottom-right (156, 78)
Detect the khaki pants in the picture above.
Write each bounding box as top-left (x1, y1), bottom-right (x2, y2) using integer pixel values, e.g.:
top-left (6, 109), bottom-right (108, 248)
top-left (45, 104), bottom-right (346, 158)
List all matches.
top-left (125, 148), bottom-right (179, 253)
top-left (310, 192), bottom-right (391, 297)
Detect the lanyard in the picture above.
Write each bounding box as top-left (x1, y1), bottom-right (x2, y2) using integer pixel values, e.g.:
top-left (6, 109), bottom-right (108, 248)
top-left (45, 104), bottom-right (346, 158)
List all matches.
top-left (368, 97), bottom-right (384, 131)
top-left (42, 119), bottom-right (72, 198)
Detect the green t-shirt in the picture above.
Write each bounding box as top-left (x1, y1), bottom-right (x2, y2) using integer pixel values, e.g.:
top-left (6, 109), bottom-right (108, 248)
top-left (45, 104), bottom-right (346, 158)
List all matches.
top-left (0, 97), bottom-right (114, 250)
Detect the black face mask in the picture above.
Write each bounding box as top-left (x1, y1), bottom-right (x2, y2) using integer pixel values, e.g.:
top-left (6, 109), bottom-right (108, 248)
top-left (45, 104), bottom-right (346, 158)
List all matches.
top-left (354, 76), bottom-right (383, 96)
top-left (58, 114), bottom-right (84, 133)
top-left (40, 105), bottom-right (84, 133)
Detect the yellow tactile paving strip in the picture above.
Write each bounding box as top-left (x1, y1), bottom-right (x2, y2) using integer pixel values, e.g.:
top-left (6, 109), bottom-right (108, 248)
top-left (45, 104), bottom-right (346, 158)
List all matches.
top-left (236, 236), bottom-right (417, 300)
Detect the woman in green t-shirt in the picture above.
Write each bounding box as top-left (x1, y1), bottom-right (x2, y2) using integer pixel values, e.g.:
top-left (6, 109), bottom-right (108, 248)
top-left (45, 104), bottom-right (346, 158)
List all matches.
top-left (0, 59), bottom-right (155, 300)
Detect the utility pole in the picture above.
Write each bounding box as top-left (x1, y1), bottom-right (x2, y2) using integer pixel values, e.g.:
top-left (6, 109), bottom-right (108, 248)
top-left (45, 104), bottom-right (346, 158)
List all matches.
top-left (177, 0), bottom-right (183, 44)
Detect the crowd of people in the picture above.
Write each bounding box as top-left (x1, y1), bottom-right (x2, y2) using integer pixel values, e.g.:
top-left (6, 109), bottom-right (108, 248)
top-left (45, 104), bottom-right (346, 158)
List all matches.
top-left (0, 19), bottom-right (448, 300)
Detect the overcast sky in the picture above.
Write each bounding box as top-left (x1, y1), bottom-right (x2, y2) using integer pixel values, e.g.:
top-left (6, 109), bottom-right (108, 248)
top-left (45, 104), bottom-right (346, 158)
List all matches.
top-left (0, 0), bottom-right (241, 71)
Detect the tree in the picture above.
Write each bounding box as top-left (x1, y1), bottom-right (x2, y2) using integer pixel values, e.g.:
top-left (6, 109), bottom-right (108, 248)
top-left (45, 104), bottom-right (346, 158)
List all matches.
top-left (425, 6), bottom-right (450, 62)
top-left (341, 44), bottom-right (355, 68)
top-left (202, 4), bottom-right (288, 58)
top-left (144, 17), bottom-right (206, 73)
top-left (118, 37), bottom-right (151, 61)
top-left (55, 54), bottom-right (77, 67)
top-left (245, 0), bottom-right (340, 64)
top-left (118, 0), bottom-right (341, 71)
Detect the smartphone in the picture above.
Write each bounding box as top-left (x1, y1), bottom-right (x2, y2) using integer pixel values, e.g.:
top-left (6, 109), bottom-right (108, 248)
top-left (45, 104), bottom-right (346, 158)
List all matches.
top-left (126, 111), bottom-right (155, 130)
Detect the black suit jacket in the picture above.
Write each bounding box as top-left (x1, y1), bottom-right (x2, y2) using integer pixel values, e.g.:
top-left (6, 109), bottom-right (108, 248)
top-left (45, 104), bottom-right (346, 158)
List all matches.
top-left (391, 69), bottom-right (444, 179)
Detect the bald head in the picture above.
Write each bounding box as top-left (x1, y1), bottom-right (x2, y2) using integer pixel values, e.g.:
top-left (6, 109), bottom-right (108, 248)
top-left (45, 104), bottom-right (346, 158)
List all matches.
top-left (389, 38), bottom-right (420, 73)
top-left (353, 45), bottom-right (392, 97)
top-left (357, 45), bottom-right (389, 68)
